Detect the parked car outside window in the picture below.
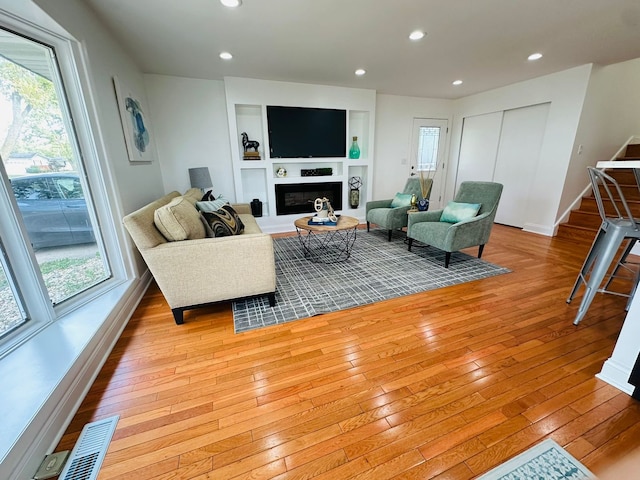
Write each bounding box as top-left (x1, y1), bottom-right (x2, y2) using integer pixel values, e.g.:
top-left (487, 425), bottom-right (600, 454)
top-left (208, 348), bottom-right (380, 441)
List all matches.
top-left (10, 172), bottom-right (95, 249)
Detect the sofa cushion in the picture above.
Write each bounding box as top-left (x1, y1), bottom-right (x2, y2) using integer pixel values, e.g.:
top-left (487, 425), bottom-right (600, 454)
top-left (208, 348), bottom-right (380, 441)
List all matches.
top-left (182, 188), bottom-right (204, 206)
top-left (154, 196), bottom-right (206, 241)
top-left (440, 201), bottom-right (481, 223)
top-left (202, 205), bottom-right (245, 237)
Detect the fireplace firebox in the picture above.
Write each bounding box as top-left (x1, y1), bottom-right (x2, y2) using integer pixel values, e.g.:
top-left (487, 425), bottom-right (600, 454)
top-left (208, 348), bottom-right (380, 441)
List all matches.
top-left (275, 182), bottom-right (342, 215)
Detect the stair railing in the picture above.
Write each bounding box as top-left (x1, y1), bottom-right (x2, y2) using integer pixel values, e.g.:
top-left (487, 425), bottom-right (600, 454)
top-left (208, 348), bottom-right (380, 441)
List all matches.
top-left (555, 135), bottom-right (640, 232)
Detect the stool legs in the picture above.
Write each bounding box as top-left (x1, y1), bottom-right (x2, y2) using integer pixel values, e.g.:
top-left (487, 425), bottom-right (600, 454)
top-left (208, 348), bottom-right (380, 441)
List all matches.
top-left (574, 229), bottom-right (626, 325)
top-left (568, 226), bottom-right (606, 304)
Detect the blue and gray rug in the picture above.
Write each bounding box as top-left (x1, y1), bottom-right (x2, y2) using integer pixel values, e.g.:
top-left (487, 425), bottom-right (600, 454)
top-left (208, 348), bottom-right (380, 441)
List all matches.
top-left (477, 439), bottom-right (596, 479)
top-left (233, 229), bottom-right (510, 333)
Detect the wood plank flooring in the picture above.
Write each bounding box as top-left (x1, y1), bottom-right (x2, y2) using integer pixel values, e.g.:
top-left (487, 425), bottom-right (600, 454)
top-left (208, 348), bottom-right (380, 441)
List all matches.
top-left (57, 224), bottom-right (640, 479)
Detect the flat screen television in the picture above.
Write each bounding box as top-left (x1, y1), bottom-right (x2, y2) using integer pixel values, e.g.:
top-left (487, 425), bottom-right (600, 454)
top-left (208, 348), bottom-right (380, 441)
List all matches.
top-left (267, 106), bottom-right (346, 158)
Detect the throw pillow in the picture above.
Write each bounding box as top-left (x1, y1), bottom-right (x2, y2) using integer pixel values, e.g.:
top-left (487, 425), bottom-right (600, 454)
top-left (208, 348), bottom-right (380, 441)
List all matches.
top-left (201, 189), bottom-right (215, 201)
top-left (202, 205), bottom-right (245, 237)
top-left (198, 212), bottom-right (215, 238)
top-left (390, 192), bottom-right (413, 208)
top-left (440, 201), bottom-right (481, 223)
top-left (182, 188), bottom-right (204, 206)
top-left (196, 198), bottom-right (229, 212)
top-left (154, 196), bottom-right (206, 241)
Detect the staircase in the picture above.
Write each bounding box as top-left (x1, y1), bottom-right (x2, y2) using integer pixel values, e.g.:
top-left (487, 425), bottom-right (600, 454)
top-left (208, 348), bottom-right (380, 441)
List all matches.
top-left (556, 142), bottom-right (640, 240)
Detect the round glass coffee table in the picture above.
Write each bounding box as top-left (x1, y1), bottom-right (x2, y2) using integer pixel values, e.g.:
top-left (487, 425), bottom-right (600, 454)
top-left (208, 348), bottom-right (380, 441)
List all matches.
top-left (294, 215), bottom-right (359, 263)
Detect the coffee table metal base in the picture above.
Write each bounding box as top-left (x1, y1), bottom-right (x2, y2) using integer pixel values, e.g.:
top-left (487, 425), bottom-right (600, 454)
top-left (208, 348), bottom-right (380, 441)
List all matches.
top-left (294, 216), bottom-right (359, 263)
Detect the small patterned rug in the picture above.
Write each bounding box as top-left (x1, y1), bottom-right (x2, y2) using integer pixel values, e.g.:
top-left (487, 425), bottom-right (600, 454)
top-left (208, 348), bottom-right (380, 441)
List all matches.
top-left (477, 439), bottom-right (596, 479)
top-left (232, 229), bottom-right (510, 333)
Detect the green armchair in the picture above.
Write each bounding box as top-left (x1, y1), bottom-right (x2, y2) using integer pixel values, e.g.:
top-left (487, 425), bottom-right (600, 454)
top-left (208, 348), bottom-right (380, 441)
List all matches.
top-left (366, 177), bottom-right (432, 241)
top-left (407, 181), bottom-right (503, 267)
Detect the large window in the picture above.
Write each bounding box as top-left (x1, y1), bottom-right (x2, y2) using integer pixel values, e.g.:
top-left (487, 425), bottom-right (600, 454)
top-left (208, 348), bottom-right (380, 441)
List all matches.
top-left (0, 28), bottom-right (110, 339)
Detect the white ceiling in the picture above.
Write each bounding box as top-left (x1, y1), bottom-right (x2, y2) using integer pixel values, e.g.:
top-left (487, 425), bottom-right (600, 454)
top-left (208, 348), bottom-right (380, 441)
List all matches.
top-left (82, 0), bottom-right (640, 99)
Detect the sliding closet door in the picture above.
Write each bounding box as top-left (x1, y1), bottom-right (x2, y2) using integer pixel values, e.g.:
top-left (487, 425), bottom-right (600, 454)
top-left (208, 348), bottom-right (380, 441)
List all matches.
top-left (455, 111), bottom-right (503, 188)
top-left (493, 103), bottom-right (550, 227)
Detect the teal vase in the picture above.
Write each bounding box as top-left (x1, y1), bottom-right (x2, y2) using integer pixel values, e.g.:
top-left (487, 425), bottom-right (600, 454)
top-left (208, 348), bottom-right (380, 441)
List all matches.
top-left (349, 136), bottom-right (360, 159)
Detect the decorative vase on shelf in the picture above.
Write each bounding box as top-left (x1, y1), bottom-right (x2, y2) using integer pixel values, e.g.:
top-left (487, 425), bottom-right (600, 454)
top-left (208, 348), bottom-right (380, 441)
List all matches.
top-left (349, 136), bottom-right (360, 159)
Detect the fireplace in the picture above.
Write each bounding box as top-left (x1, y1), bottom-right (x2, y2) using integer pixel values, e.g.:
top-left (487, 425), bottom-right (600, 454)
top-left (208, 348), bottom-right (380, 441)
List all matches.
top-left (275, 182), bottom-right (342, 215)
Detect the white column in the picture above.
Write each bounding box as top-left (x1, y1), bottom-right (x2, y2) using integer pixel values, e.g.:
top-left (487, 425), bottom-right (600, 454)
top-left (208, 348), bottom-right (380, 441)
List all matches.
top-left (597, 292), bottom-right (640, 395)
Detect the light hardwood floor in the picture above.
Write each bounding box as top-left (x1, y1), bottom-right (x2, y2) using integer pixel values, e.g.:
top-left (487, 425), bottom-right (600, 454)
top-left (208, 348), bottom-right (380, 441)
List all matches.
top-left (57, 224), bottom-right (640, 479)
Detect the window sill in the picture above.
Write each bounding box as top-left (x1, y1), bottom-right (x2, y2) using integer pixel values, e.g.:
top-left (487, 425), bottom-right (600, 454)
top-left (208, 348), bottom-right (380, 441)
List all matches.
top-left (0, 275), bottom-right (149, 479)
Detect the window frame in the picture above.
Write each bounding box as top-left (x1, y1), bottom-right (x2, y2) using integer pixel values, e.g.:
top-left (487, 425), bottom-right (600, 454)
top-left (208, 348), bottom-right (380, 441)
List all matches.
top-left (0, 16), bottom-right (130, 358)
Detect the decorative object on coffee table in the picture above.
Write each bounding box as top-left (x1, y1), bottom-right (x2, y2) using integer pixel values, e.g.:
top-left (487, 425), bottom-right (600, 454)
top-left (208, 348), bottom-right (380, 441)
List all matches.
top-left (241, 131), bottom-right (261, 160)
top-left (348, 176), bottom-right (362, 208)
top-left (313, 196), bottom-right (338, 223)
top-left (294, 215), bottom-right (358, 263)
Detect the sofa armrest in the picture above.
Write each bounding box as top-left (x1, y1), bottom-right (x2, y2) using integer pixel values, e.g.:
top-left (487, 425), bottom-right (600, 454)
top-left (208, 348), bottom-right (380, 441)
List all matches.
top-left (142, 233), bottom-right (275, 309)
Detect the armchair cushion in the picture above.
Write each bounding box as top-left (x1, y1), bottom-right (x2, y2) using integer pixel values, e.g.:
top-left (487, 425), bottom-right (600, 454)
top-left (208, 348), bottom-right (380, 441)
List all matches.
top-left (440, 201), bottom-right (481, 223)
top-left (154, 195), bottom-right (206, 241)
top-left (390, 192), bottom-right (413, 208)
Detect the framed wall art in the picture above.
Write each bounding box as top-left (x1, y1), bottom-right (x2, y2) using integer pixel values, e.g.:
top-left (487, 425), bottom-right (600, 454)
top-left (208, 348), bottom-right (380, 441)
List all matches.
top-left (113, 76), bottom-right (155, 162)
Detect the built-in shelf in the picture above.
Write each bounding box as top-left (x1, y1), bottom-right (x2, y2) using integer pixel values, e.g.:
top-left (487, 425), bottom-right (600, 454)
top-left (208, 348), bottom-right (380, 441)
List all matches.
top-left (224, 78), bottom-right (375, 232)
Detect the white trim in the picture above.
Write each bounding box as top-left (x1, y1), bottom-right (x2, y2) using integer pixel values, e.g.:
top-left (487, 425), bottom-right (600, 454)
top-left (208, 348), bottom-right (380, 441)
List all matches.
top-left (596, 359), bottom-right (635, 396)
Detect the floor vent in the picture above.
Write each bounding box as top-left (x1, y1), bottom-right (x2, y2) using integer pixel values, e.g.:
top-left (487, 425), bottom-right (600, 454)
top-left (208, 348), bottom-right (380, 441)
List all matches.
top-left (58, 415), bottom-right (119, 480)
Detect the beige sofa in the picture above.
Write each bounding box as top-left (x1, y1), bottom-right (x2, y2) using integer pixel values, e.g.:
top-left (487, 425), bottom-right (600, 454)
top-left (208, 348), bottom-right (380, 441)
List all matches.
top-left (123, 188), bottom-right (276, 324)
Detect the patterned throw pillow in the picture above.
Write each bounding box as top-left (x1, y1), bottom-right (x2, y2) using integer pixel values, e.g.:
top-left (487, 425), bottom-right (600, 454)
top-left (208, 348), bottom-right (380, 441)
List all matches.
top-left (440, 201), bottom-right (481, 223)
top-left (202, 205), bottom-right (245, 237)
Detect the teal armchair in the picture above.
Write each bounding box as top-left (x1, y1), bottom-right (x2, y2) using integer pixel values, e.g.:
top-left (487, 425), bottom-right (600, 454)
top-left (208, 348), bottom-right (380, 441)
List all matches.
top-left (366, 177), bottom-right (432, 241)
top-left (407, 181), bottom-right (503, 267)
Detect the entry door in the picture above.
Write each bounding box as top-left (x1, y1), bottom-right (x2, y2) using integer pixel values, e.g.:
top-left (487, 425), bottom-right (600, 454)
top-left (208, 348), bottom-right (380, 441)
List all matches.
top-left (409, 118), bottom-right (448, 209)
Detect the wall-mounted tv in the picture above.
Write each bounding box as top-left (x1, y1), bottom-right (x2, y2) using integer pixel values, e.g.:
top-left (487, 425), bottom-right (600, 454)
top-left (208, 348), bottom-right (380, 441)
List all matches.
top-left (267, 106), bottom-right (346, 158)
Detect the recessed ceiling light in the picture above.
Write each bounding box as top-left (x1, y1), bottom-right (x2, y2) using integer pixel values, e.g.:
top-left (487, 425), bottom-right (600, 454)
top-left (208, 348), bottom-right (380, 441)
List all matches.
top-left (355, 69), bottom-right (366, 76)
top-left (528, 52), bottom-right (543, 61)
top-left (452, 80), bottom-right (463, 86)
top-left (220, 0), bottom-right (241, 7)
top-left (409, 30), bottom-right (425, 41)
top-left (219, 52), bottom-right (233, 60)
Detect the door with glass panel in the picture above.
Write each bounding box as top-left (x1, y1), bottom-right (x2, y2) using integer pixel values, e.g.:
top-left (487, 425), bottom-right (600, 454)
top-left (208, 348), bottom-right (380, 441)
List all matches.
top-left (409, 118), bottom-right (448, 210)
top-left (0, 27), bottom-right (110, 337)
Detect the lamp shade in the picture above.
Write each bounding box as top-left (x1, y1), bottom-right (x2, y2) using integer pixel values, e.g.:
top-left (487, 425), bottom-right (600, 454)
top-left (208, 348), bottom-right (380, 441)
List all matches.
top-left (188, 167), bottom-right (212, 190)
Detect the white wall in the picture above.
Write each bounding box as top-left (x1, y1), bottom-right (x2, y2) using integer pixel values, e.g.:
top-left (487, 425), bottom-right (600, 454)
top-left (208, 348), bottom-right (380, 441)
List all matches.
top-left (562, 58), bottom-right (640, 219)
top-left (145, 76), bottom-right (235, 198)
top-left (1, 1), bottom-right (158, 477)
top-left (450, 64), bottom-right (593, 235)
top-left (373, 94), bottom-right (453, 200)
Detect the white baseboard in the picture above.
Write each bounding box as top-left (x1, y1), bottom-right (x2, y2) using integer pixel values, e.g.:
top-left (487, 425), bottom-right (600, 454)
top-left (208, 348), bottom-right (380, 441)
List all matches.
top-left (522, 222), bottom-right (555, 236)
top-left (596, 358), bottom-right (635, 396)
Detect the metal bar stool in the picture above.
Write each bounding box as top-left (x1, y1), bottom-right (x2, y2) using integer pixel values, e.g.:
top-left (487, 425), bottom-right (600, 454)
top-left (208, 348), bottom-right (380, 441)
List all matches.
top-left (567, 167), bottom-right (640, 325)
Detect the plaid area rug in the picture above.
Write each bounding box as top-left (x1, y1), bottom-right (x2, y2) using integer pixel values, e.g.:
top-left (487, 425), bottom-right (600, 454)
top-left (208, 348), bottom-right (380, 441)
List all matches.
top-left (232, 229), bottom-right (510, 333)
top-left (477, 439), bottom-right (596, 479)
